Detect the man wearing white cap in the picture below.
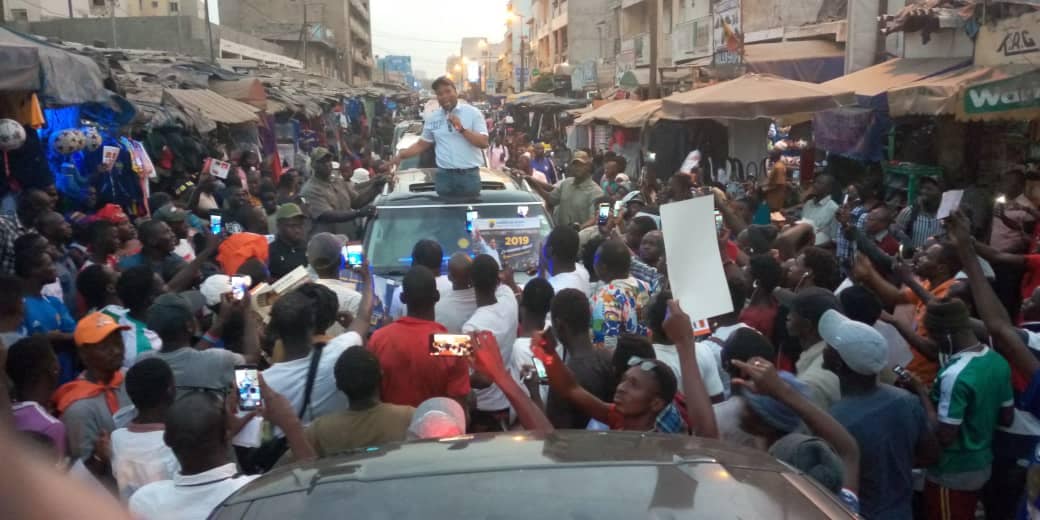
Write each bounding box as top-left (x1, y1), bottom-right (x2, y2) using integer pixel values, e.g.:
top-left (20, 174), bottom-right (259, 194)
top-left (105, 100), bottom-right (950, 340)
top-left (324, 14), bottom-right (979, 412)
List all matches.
top-left (821, 309), bottom-right (940, 520)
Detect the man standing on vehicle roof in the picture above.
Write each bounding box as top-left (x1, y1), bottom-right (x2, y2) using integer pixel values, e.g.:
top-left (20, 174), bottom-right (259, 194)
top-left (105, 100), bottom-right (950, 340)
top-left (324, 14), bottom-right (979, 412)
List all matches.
top-left (391, 77), bottom-right (489, 197)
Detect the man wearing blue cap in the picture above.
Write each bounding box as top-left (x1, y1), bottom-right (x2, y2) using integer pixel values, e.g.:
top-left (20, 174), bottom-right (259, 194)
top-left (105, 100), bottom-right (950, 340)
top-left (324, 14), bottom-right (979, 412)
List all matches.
top-left (822, 309), bottom-right (940, 520)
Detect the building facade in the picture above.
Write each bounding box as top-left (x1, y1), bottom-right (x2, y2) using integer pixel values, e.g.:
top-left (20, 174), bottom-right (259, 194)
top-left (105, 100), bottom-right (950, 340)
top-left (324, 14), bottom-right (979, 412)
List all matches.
top-left (218, 0), bottom-right (373, 83)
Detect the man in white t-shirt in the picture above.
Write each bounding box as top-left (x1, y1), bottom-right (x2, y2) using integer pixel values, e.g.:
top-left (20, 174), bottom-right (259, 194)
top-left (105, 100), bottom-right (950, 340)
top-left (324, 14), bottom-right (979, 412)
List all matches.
top-left (544, 225), bottom-right (592, 297)
top-left (306, 232), bottom-right (363, 337)
top-left (388, 239), bottom-right (452, 320)
top-left (462, 254), bottom-right (519, 431)
top-left (263, 284), bottom-right (372, 430)
top-left (111, 358), bottom-right (180, 500)
top-left (436, 253), bottom-right (518, 333)
top-left (129, 388), bottom-right (314, 520)
top-left (647, 293), bottom-right (724, 402)
top-left (799, 174), bottom-right (839, 246)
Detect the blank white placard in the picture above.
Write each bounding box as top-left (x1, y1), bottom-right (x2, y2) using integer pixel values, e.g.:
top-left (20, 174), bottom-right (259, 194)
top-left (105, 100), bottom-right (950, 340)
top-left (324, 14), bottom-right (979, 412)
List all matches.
top-left (660, 196), bottom-right (733, 322)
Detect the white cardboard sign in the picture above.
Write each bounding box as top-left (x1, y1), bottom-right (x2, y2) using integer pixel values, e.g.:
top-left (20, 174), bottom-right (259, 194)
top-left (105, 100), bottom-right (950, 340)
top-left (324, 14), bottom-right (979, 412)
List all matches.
top-left (661, 196), bottom-right (733, 322)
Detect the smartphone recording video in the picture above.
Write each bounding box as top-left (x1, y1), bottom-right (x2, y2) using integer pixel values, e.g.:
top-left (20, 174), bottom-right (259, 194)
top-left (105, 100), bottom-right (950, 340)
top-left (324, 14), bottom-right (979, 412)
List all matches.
top-left (714, 210), bottom-right (724, 235)
top-left (345, 244), bottom-right (364, 267)
top-left (210, 214), bottom-right (223, 235)
top-left (234, 365), bottom-right (261, 411)
top-left (465, 210), bottom-right (478, 234)
top-left (597, 203), bottom-right (610, 226)
top-left (429, 333), bottom-right (473, 357)
top-left (613, 200), bottom-right (623, 217)
top-left (532, 357), bottom-right (549, 384)
top-left (230, 276), bottom-right (251, 301)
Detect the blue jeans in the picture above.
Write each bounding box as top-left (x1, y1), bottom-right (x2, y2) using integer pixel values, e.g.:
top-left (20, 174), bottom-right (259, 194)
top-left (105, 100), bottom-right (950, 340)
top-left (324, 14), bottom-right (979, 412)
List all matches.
top-left (435, 167), bottom-right (481, 197)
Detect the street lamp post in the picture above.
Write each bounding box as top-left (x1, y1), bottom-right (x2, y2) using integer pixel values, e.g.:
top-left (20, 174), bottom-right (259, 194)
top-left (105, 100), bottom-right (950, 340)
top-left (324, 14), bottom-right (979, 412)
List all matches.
top-left (508, 9), bottom-right (528, 92)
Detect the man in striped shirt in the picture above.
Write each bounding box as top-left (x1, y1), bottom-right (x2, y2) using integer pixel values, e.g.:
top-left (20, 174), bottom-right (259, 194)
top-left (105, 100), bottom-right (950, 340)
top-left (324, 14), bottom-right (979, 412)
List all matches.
top-left (894, 176), bottom-right (943, 250)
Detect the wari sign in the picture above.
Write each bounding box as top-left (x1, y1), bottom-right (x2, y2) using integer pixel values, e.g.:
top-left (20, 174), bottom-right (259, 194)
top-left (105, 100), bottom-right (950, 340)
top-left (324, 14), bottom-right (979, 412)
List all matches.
top-left (961, 70), bottom-right (1040, 116)
top-left (975, 11), bottom-right (1040, 65)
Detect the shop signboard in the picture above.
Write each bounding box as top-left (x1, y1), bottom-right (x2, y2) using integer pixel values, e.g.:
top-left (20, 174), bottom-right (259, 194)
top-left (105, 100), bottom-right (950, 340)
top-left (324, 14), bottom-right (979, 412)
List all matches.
top-left (616, 43), bottom-right (636, 86)
top-left (974, 10), bottom-right (1040, 66)
top-left (712, 0), bottom-right (742, 68)
top-left (961, 70), bottom-right (1040, 116)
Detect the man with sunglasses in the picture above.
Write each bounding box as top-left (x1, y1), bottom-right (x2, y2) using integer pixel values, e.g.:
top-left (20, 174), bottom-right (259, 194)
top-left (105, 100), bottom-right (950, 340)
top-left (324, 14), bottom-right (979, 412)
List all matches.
top-left (535, 299), bottom-right (718, 437)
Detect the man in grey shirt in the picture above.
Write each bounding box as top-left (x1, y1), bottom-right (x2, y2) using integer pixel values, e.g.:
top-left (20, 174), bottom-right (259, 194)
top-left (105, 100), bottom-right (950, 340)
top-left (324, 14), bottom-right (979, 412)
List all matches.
top-left (55, 312), bottom-right (133, 479)
top-left (138, 293), bottom-right (255, 397)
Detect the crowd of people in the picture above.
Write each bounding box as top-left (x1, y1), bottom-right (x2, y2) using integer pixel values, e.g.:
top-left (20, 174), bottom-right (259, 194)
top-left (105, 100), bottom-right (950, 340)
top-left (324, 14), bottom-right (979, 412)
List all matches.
top-left (0, 75), bottom-right (1037, 520)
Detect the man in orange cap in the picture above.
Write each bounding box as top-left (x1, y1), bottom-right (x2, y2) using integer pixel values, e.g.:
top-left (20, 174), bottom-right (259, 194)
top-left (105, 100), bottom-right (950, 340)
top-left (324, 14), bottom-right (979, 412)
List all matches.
top-left (52, 312), bottom-right (131, 480)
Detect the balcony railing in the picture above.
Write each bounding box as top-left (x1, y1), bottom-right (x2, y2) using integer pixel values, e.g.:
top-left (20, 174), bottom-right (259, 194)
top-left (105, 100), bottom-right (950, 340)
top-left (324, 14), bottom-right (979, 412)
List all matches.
top-left (622, 33), bottom-right (650, 65)
top-left (350, 0), bottom-right (369, 22)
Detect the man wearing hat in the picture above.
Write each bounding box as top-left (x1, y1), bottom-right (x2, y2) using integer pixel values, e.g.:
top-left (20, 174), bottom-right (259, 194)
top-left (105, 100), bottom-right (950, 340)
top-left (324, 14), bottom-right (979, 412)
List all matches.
top-left (154, 203), bottom-right (195, 262)
top-left (300, 147), bottom-right (381, 238)
top-left (268, 203), bottom-right (309, 279)
top-left (777, 287), bottom-right (842, 409)
top-left (392, 76), bottom-right (490, 197)
top-left (528, 150), bottom-right (604, 228)
top-left (822, 309), bottom-right (939, 520)
top-left (52, 312), bottom-right (132, 476)
top-left (307, 232), bottom-right (363, 336)
top-left (922, 298), bottom-right (1014, 520)
top-left (139, 293), bottom-right (247, 398)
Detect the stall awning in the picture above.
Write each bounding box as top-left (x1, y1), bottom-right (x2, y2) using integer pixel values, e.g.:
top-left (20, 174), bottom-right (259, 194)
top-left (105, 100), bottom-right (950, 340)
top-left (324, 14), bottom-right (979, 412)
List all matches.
top-left (0, 26), bottom-right (108, 106)
top-left (744, 40), bottom-right (845, 83)
top-left (609, 99), bottom-right (663, 128)
top-left (574, 99), bottom-right (642, 125)
top-left (660, 73), bottom-right (854, 120)
top-left (164, 88), bottom-right (260, 125)
top-left (822, 57), bottom-right (970, 98)
top-left (887, 64), bottom-right (1037, 119)
top-left (208, 78), bottom-right (268, 111)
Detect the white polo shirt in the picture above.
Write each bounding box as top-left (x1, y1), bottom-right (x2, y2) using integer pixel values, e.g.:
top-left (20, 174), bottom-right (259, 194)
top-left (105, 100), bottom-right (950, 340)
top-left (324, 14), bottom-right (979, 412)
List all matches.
top-left (129, 463), bottom-right (258, 520)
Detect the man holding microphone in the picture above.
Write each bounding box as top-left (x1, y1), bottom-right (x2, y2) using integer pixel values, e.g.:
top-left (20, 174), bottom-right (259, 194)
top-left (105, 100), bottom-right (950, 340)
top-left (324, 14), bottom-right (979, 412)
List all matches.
top-left (391, 76), bottom-right (489, 197)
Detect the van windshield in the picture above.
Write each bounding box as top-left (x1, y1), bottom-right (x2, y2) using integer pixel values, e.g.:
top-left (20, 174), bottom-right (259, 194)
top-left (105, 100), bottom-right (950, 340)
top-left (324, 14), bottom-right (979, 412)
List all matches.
top-left (365, 203), bottom-right (552, 275)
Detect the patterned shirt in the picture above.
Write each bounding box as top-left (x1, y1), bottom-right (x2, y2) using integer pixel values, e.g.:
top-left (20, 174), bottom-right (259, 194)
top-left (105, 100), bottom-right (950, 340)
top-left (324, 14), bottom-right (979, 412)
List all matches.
top-left (591, 277), bottom-right (652, 350)
top-left (629, 255), bottom-right (662, 295)
top-left (0, 214), bottom-right (28, 275)
top-left (835, 205), bottom-right (869, 275)
top-left (895, 205), bottom-right (943, 250)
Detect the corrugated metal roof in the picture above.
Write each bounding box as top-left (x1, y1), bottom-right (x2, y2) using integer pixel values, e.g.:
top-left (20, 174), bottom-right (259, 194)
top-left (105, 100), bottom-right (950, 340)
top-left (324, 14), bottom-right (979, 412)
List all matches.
top-left (164, 88), bottom-right (259, 125)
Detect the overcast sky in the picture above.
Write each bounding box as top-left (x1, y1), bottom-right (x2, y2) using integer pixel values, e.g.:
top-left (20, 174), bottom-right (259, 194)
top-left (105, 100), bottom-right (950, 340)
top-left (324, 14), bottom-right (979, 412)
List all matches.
top-left (370, 0), bottom-right (510, 78)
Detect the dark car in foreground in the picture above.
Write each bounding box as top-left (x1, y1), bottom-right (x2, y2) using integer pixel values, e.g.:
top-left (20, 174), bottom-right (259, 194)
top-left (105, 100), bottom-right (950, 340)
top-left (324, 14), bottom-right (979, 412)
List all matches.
top-left (212, 431), bottom-right (855, 519)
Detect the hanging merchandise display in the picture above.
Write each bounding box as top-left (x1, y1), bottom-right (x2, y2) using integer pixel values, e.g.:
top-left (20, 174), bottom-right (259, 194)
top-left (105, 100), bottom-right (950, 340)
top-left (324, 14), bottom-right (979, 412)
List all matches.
top-left (51, 128), bottom-right (86, 155)
top-left (83, 127), bottom-right (103, 151)
top-left (0, 119), bottom-right (26, 151)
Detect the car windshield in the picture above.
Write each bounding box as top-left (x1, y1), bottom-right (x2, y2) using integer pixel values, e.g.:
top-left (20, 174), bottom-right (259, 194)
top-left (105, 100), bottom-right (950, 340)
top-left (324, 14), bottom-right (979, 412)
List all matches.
top-left (366, 203), bottom-right (552, 275)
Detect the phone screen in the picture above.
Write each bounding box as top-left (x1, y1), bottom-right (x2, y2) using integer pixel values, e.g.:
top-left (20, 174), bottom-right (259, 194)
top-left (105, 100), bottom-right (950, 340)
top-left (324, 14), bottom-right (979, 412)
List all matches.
top-left (234, 365), bottom-right (261, 411)
top-left (429, 333), bottom-right (473, 357)
top-left (465, 211), bottom-right (478, 234)
top-left (714, 210), bottom-right (724, 235)
top-left (598, 203), bottom-right (610, 225)
top-left (210, 215), bottom-right (223, 235)
top-left (345, 244), bottom-right (364, 267)
top-left (230, 276), bottom-right (251, 301)
top-left (613, 200), bottom-right (623, 217)
top-left (532, 357), bottom-right (548, 383)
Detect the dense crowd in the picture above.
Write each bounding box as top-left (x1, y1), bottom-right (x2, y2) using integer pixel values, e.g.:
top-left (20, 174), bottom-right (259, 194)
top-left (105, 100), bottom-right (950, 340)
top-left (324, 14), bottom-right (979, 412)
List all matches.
top-left (0, 77), bottom-right (1037, 520)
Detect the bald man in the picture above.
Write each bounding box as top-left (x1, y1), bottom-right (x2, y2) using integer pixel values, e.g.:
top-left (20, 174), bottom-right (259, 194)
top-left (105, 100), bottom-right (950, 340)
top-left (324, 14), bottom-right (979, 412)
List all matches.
top-left (435, 253), bottom-right (477, 332)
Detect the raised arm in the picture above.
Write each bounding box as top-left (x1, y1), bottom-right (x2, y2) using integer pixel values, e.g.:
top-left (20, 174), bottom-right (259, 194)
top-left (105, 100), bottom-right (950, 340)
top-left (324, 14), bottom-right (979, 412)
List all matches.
top-left (732, 358), bottom-right (860, 494)
top-left (347, 263), bottom-right (376, 338)
top-left (470, 331), bottom-right (553, 431)
top-left (664, 301), bottom-right (719, 438)
top-left (852, 252), bottom-right (910, 308)
top-left (947, 211), bottom-right (1040, 375)
top-left (532, 331), bottom-right (612, 424)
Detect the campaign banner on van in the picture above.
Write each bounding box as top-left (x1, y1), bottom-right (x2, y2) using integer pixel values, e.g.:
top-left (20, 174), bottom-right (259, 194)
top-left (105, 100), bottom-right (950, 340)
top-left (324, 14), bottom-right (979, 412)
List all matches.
top-left (475, 217), bottom-right (542, 272)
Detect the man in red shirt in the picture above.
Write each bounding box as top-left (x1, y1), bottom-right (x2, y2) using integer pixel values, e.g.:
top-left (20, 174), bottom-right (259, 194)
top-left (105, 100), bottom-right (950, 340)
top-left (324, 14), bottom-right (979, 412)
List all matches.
top-left (368, 267), bottom-right (470, 408)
